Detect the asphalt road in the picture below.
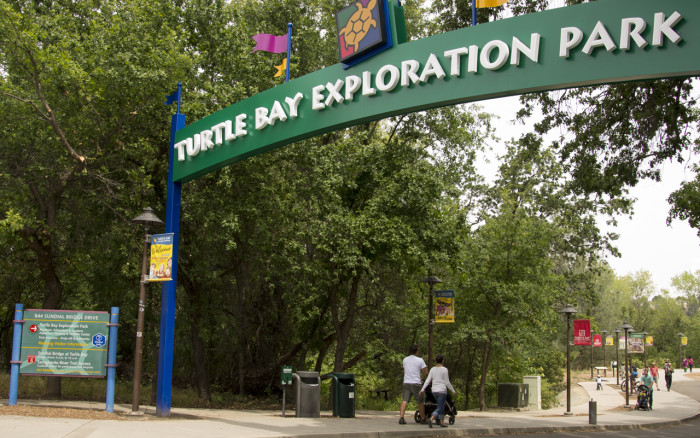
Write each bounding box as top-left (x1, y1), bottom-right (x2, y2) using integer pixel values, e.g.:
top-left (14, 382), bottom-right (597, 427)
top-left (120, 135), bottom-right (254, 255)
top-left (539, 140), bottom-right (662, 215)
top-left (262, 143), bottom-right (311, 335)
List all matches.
top-left (458, 380), bottom-right (700, 438)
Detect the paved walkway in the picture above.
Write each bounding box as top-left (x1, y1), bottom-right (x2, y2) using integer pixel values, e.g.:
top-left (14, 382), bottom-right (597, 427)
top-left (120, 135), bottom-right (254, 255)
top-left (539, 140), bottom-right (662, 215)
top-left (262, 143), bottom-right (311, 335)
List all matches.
top-left (2, 369), bottom-right (699, 438)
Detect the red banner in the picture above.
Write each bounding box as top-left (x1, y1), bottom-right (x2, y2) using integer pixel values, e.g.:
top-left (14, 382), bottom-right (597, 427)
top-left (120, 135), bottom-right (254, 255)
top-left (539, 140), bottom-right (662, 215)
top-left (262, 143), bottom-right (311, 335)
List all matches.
top-left (574, 319), bottom-right (591, 345)
top-left (593, 334), bottom-right (602, 347)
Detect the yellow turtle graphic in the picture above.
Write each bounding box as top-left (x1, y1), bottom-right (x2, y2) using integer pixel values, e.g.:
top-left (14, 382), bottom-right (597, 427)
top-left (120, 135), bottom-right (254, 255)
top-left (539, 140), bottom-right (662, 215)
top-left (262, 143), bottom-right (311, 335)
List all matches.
top-left (339, 0), bottom-right (378, 52)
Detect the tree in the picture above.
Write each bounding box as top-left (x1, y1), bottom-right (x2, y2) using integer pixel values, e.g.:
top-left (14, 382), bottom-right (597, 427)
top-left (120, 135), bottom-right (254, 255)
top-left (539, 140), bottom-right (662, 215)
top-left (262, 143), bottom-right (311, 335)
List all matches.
top-left (645, 294), bottom-right (688, 362)
top-left (620, 271), bottom-right (657, 332)
top-left (455, 134), bottom-right (608, 410)
top-left (671, 270), bottom-right (700, 317)
top-left (0, 0), bottom-right (190, 395)
top-left (6, 0), bottom-right (681, 405)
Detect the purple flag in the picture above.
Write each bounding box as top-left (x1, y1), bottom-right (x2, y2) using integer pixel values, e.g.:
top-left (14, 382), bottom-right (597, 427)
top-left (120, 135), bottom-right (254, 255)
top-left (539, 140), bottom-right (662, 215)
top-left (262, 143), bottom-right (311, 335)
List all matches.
top-left (252, 33), bottom-right (289, 53)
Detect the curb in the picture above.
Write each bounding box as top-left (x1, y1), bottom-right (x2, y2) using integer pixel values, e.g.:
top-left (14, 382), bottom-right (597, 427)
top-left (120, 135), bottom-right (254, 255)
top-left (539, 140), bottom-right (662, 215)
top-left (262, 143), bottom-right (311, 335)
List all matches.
top-left (255, 411), bottom-right (700, 438)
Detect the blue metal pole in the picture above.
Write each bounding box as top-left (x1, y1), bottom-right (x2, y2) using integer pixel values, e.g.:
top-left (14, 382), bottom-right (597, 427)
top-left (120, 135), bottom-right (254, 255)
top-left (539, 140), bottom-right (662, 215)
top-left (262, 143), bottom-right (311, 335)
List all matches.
top-left (155, 109), bottom-right (185, 417)
top-left (105, 307), bottom-right (120, 413)
top-left (286, 23), bottom-right (292, 83)
top-left (472, 0), bottom-right (477, 26)
top-left (176, 82), bottom-right (182, 115)
top-left (9, 303), bottom-right (24, 405)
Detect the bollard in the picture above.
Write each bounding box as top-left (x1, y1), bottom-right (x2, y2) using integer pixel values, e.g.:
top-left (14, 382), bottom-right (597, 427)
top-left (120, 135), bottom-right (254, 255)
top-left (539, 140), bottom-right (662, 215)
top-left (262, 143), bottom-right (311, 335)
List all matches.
top-left (589, 398), bottom-right (597, 425)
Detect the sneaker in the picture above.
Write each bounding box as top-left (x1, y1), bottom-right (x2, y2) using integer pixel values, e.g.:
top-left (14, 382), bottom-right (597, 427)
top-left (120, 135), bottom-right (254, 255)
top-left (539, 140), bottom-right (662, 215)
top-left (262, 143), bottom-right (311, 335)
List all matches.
top-left (440, 424), bottom-right (448, 428)
top-left (418, 416), bottom-right (426, 424)
top-left (428, 417), bottom-right (432, 428)
top-left (398, 417), bottom-right (406, 425)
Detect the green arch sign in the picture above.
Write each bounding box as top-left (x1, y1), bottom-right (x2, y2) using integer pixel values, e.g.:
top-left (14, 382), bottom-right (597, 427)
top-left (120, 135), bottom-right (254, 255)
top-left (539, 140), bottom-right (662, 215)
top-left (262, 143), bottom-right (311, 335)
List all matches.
top-left (172, 0), bottom-right (700, 183)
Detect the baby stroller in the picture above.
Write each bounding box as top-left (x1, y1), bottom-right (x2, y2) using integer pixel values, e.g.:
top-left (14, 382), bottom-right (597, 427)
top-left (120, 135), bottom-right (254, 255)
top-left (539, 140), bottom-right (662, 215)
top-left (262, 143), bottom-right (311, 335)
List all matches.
top-left (635, 383), bottom-right (653, 411)
top-left (414, 383), bottom-right (457, 425)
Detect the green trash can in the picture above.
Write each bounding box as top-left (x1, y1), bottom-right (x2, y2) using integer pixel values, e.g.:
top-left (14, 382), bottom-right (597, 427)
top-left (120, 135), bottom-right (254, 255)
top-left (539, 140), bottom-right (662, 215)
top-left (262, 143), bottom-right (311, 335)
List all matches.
top-left (329, 372), bottom-right (355, 418)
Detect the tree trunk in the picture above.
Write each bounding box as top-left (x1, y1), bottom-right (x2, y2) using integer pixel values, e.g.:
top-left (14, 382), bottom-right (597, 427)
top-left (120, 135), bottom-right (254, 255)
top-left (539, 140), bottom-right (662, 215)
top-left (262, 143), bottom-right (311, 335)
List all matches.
top-left (478, 340), bottom-right (492, 411)
top-left (179, 267), bottom-right (212, 402)
top-left (341, 350), bottom-right (366, 370)
top-left (150, 281), bottom-right (160, 404)
top-left (30, 237), bottom-right (64, 398)
top-left (232, 254), bottom-right (251, 395)
top-left (150, 340), bottom-right (159, 404)
top-left (331, 275), bottom-right (361, 372)
top-left (191, 321), bottom-right (212, 402)
top-left (314, 333), bottom-right (336, 372)
top-left (461, 340), bottom-right (477, 410)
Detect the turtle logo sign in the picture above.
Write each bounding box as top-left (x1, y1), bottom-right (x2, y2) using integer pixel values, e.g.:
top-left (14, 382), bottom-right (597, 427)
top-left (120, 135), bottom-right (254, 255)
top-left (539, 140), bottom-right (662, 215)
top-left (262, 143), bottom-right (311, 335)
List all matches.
top-left (92, 333), bottom-right (106, 348)
top-left (336, 0), bottom-right (391, 66)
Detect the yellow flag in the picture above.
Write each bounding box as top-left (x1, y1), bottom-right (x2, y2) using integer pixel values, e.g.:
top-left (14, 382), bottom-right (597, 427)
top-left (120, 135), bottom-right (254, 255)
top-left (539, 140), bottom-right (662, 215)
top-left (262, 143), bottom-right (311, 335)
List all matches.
top-left (476, 0), bottom-right (509, 7)
top-left (274, 58), bottom-right (287, 78)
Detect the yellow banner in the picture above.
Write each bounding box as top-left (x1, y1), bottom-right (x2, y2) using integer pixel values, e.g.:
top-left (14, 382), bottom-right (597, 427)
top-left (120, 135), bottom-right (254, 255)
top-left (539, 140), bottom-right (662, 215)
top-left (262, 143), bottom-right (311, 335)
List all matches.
top-left (682, 336), bottom-right (688, 346)
top-left (605, 335), bottom-right (614, 346)
top-left (435, 290), bottom-right (455, 323)
top-left (476, 0), bottom-right (509, 8)
top-left (149, 233), bottom-right (174, 282)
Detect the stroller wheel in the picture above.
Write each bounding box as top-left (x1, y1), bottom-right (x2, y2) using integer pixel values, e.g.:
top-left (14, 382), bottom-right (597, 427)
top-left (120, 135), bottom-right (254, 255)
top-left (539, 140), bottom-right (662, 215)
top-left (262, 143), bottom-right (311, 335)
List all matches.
top-left (413, 410), bottom-right (421, 424)
top-left (449, 416), bottom-right (455, 425)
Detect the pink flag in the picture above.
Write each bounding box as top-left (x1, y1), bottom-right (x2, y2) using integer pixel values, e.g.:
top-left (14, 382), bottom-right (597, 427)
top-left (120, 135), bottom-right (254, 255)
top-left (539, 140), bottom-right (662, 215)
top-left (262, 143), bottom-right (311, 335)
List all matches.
top-left (252, 33), bottom-right (289, 53)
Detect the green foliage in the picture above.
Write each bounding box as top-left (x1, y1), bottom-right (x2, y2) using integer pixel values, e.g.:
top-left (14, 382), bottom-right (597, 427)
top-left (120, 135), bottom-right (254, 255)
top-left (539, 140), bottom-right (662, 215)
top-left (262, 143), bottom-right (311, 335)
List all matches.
top-left (1, 0), bottom-right (697, 412)
top-left (540, 378), bottom-right (561, 410)
top-left (668, 164), bottom-right (700, 237)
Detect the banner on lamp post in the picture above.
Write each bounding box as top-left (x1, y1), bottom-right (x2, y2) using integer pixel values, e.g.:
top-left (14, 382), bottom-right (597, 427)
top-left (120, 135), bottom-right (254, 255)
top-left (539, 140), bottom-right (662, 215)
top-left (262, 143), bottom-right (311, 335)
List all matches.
top-left (148, 233), bottom-right (174, 282)
top-left (682, 336), bottom-right (688, 346)
top-left (574, 319), bottom-right (590, 346)
top-left (434, 290), bottom-right (455, 323)
top-left (593, 334), bottom-right (602, 347)
top-left (628, 333), bottom-right (644, 353)
top-left (646, 335), bottom-right (654, 347)
top-left (606, 335), bottom-right (614, 346)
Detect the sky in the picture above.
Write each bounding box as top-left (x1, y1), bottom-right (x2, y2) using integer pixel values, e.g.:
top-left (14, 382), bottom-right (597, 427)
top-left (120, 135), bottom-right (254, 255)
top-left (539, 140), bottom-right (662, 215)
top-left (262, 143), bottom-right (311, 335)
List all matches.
top-left (475, 96), bottom-right (700, 294)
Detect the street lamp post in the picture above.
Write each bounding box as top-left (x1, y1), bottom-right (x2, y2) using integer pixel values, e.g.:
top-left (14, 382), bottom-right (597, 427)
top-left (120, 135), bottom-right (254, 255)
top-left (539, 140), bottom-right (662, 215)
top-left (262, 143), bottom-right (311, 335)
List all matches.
top-left (559, 304), bottom-right (577, 416)
top-left (614, 329), bottom-right (622, 385)
top-left (621, 322), bottom-right (634, 408)
top-left (421, 276), bottom-right (442, 370)
top-left (602, 330), bottom-right (608, 377)
top-left (678, 332), bottom-right (684, 370)
top-left (590, 334), bottom-right (594, 379)
top-left (130, 207), bottom-right (163, 415)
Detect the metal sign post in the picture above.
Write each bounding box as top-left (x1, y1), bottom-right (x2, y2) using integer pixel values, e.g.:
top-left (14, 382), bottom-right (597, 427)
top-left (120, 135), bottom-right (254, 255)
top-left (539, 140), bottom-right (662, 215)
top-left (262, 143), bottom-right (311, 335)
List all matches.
top-left (281, 366), bottom-right (293, 417)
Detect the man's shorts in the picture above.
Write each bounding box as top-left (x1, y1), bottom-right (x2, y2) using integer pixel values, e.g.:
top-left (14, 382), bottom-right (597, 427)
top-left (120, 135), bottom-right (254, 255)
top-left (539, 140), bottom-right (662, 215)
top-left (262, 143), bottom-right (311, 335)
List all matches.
top-left (402, 383), bottom-right (425, 403)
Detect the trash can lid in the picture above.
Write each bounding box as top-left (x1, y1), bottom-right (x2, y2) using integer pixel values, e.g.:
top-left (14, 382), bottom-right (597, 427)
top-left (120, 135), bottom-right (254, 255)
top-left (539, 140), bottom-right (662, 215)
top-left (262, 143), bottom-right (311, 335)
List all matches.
top-left (330, 372), bottom-right (354, 379)
top-left (296, 371), bottom-right (320, 377)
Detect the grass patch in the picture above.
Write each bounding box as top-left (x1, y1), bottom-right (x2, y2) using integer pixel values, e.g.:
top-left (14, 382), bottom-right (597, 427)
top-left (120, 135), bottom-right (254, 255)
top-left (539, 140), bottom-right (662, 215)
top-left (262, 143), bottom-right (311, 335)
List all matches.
top-left (0, 373), bottom-right (279, 409)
